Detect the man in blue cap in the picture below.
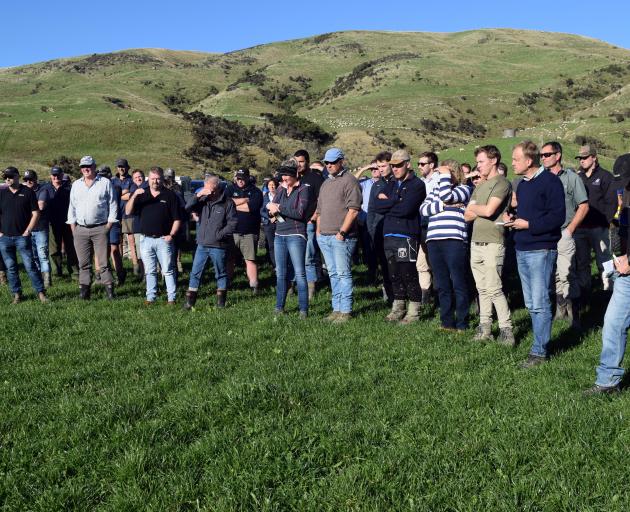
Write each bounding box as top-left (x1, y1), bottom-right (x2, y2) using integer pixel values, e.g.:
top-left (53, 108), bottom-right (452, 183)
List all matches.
top-left (316, 148), bottom-right (362, 322)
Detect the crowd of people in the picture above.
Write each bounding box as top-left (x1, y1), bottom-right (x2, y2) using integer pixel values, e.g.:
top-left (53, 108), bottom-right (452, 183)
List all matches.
top-left (1, 142), bottom-right (630, 394)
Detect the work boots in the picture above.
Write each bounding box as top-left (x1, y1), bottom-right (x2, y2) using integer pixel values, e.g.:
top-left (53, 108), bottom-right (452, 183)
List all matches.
top-left (474, 323), bottom-right (493, 341)
top-left (385, 300), bottom-right (406, 322)
top-left (216, 289), bottom-right (227, 308)
top-left (12, 292), bottom-right (22, 304)
top-left (399, 301), bottom-right (421, 325)
top-left (183, 290), bottom-right (198, 310)
top-left (105, 285), bottom-right (115, 300)
top-left (79, 285), bottom-right (91, 300)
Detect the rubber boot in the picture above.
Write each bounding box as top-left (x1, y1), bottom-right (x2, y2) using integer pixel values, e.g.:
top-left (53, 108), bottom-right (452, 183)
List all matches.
top-left (183, 290), bottom-right (198, 310)
top-left (399, 301), bottom-right (421, 325)
top-left (385, 300), bottom-right (406, 322)
top-left (567, 298), bottom-right (581, 330)
top-left (117, 269), bottom-right (127, 286)
top-left (79, 285), bottom-right (91, 300)
top-left (42, 272), bottom-right (52, 289)
top-left (554, 295), bottom-right (568, 320)
top-left (105, 284), bottom-right (115, 300)
top-left (216, 289), bottom-right (227, 308)
top-left (421, 288), bottom-right (433, 307)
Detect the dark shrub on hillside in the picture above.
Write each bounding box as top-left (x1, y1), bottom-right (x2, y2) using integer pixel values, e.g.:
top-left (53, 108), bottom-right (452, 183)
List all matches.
top-left (49, 156), bottom-right (81, 178)
top-left (261, 113), bottom-right (335, 145)
top-left (573, 135), bottom-right (609, 151)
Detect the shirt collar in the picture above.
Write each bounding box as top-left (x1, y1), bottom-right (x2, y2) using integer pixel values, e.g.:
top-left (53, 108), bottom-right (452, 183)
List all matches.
top-left (523, 166), bottom-right (545, 182)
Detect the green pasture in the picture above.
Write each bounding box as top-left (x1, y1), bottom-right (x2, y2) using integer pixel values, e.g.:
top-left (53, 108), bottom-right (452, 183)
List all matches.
top-left (1, 258), bottom-right (629, 510)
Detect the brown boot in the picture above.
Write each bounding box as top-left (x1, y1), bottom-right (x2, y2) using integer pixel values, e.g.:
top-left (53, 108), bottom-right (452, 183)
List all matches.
top-left (38, 291), bottom-right (49, 304)
top-left (12, 292), bottom-right (22, 304)
top-left (386, 300), bottom-right (407, 322)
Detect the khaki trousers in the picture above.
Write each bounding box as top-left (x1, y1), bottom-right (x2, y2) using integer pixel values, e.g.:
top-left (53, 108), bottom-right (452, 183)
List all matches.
top-left (73, 224), bottom-right (113, 286)
top-left (416, 240), bottom-right (432, 290)
top-left (471, 241), bottom-right (512, 328)
top-left (555, 228), bottom-right (578, 300)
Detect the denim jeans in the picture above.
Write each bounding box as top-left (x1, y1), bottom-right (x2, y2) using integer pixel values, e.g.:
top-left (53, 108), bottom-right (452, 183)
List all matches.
top-left (317, 234), bottom-right (357, 313)
top-left (0, 235), bottom-right (44, 294)
top-left (305, 222), bottom-right (322, 283)
top-left (188, 245), bottom-right (228, 291)
top-left (595, 274), bottom-right (630, 387)
top-left (427, 239), bottom-right (469, 329)
top-left (275, 235), bottom-right (308, 312)
top-left (140, 236), bottom-right (177, 302)
top-left (516, 249), bottom-right (557, 357)
top-left (31, 229), bottom-right (50, 274)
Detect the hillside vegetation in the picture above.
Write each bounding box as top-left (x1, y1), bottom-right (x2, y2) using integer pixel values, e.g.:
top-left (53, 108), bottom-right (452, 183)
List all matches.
top-left (1, 30), bottom-right (629, 175)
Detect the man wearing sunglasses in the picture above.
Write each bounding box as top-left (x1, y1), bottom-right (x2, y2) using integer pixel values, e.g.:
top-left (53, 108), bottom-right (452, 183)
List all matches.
top-left (540, 142), bottom-right (589, 328)
top-left (22, 170), bottom-right (54, 288)
top-left (417, 151), bottom-right (439, 306)
top-left (0, 167), bottom-right (47, 303)
top-left (574, 145), bottom-right (617, 301)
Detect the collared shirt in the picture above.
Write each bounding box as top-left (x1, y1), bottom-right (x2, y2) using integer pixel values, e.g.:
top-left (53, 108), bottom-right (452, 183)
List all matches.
top-left (523, 166), bottom-right (546, 182)
top-left (551, 168), bottom-right (588, 229)
top-left (422, 171), bottom-right (441, 197)
top-left (67, 175), bottom-right (118, 226)
top-left (0, 185), bottom-right (38, 236)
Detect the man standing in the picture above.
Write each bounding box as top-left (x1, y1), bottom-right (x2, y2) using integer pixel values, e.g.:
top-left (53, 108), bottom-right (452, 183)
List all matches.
top-left (574, 145), bottom-right (617, 297)
top-left (540, 142), bottom-right (589, 327)
top-left (316, 147), bottom-right (362, 323)
top-left (22, 170), bottom-right (54, 288)
top-left (585, 154), bottom-right (630, 394)
top-left (464, 145), bottom-right (514, 345)
top-left (0, 167), bottom-right (47, 303)
top-left (126, 167), bottom-right (181, 305)
top-left (354, 160), bottom-right (381, 286)
top-left (184, 173), bottom-right (238, 309)
top-left (504, 141), bottom-right (565, 367)
top-left (372, 149), bottom-right (426, 323)
top-left (294, 150), bottom-right (325, 299)
top-left (226, 169), bottom-right (263, 293)
top-left (67, 156), bottom-right (118, 300)
top-left (417, 151), bottom-right (440, 304)
top-left (367, 151), bottom-right (395, 302)
top-left (46, 166), bottom-right (78, 278)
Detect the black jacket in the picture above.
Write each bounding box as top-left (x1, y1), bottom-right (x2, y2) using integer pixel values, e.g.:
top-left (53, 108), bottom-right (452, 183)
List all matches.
top-left (225, 182), bottom-right (263, 235)
top-left (366, 174), bottom-right (395, 238)
top-left (372, 173), bottom-right (426, 239)
top-left (186, 190), bottom-right (238, 248)
top-left (579, 165), bottom-right (617, 228)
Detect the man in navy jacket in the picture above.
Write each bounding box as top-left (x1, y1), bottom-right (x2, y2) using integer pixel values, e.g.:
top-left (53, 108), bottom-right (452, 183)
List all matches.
top-left (504, 141), bottom-right (565, 368)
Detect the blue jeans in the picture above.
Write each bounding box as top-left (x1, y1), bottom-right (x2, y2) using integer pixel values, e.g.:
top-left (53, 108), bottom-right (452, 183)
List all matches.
top-left (0, 235), bottom-right (44, 294)
top-left (31, 229), bottom-right (50, 274)
top-left (188, 245), bottom-right (228, 291)
top-left (317, 234), bottom-right (357, 313)
top-left (305, 222), bottom-right (321, 283)
top-left (595, 274), bottom-right (630, 387)
top-left (427, 239), bottom-right (469, 329)
top-left (516, 249), bottom-right (557, 357)
top-left (275, 235), bottom-right (308, 312)
top-left (140, 236), bottom-right (177, 302)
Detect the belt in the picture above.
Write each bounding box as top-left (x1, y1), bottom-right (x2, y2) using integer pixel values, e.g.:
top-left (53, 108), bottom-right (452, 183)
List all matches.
top-left (144, 234), bottom-right (163, 238)
top-left (78, 222), bottom-right (106, 228)
top-left (472, 241), bottom-right (490, 246)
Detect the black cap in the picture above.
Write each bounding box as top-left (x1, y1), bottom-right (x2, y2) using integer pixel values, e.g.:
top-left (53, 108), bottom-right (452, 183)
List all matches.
top-left (97, 165), bottom-right (112, 178)
top-left (235, 169), bottom-right (250, 179)
top-left (50, 166), bottom-right (63, 176)
top-left (23, 169), bottom-right (37, 181)
top-left (3, 166), bottom-right (19, 178)
top-left (115, 158), bottom-right (129, 169)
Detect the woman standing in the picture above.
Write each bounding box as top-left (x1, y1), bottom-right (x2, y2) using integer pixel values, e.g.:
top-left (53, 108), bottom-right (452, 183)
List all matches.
top-left (420, 159), bottom-right (472, 330)
top-left (266, 160), bottom-right (311, 317)
top-left (261, 177), bottom-right (279, 270)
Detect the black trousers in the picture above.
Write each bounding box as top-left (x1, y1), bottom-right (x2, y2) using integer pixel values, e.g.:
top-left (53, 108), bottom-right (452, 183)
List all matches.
top-left (384, 236), bottom-right (421, 302)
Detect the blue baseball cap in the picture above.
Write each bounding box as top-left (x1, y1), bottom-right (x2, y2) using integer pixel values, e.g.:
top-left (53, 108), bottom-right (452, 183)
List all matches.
top-left (323, 148), bottom-right (344, 163)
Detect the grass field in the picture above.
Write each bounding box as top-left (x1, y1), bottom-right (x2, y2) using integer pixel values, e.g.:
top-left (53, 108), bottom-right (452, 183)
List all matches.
top-left (1, 256), bottom-right (629, 510)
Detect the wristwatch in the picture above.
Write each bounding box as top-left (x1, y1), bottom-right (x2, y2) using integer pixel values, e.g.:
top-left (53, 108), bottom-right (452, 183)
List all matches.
top-left (338, 230), bottom-right (347, 239)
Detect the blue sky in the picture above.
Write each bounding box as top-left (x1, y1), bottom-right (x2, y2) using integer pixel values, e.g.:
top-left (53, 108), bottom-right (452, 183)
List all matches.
top-left (2, 0), bottom-right (629, 67)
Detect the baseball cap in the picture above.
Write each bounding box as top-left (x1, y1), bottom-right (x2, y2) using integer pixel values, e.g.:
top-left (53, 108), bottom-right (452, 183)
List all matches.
top-left (164, 168), bottom-right (175, 178)
top-left (575, 145), bottom-right (597, 159)
top-left (323, 148), bottom-right (344, 163)
top-left (115, 158), bottom-right (129, 169)
top-left (50, 166), bottom-right (63, 176)
top-left (613, 153), bottom-right (630, 188)
top-left (3, 166), bottom-right (19, 178)
top-left (390, 149), bottom-right (411, 165)
top-left (97, 165), bottom-right (112, 178)
top-left (80, 155), bottom-right (95, 167)
top-left (23, 169), bottom-right (37, 181)
top-left (235, 169), bottom-right (250, 179)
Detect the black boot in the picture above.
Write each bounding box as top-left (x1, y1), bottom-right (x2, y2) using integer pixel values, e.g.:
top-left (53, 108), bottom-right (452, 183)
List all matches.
top-left (216, 289), bottom-right (227, 308)
top-left (183, 290), bottom-right (198, 310)
top-left (105, 285), bottom-right (115, 300)
top-left (79, 285), bottom-right (91, 300)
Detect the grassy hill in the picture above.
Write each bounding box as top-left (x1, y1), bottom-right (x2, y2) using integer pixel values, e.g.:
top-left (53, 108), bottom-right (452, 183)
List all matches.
top-left (1, 29), bottom-right (629, 175)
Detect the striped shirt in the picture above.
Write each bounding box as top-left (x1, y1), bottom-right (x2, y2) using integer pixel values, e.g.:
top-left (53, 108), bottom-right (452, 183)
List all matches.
top-left (419, 174), bottom-right (472, 242)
